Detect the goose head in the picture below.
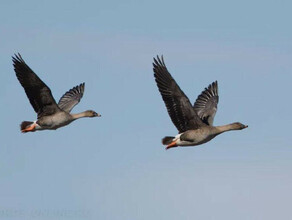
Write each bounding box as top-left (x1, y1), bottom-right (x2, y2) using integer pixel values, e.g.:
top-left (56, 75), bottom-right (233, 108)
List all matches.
top-left (85, 110), bottom-right (101, 117)
top-left (231, 122), bottom-right (248, 130)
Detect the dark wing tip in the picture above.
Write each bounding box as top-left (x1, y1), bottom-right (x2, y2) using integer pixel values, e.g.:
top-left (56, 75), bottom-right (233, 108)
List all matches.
top-left (71, 83), bottom-right (85, 98)
top-left (202, 80), bottom-right (219, 98)
top-left (209, 80), bottom-right (218, 97)
top-left (80, 82), bottom-right (85, 96)
top-left (153, 55), bottom-right (165, 67)
top-left (80, 82), bottom-right (85, 93)
top-left (12, 53), bottom-right (25, 66)
top-left (12, 53), bottom-right (31, 76)
top-left (58, 82), bottom-right (86, 112)
top-left (212, 80), bottom-right (218, 88)
top-left (193, 80), bottom-right (220, 125)
top-left (153, 55), bottom-right (168, 79)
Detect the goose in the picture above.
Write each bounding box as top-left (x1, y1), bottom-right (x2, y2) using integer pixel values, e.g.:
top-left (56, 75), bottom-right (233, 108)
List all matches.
top-left (12, 53), bottom-right (101, 133)
top-left (153, 56), bottom-right (247, 149)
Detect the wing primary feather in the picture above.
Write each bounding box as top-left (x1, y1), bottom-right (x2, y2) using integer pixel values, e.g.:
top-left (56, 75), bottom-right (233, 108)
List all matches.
top-left (58, 83), bottom-right (85, 113)
top-left (193, 81), bottom-right (219, 126)
top-left (12, 53), bottom-right (60, 118)
top-left (153, 55), bottom-right (204, 133)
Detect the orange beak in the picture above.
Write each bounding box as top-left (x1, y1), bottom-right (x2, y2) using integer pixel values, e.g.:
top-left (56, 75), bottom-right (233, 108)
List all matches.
top-left (21, 123), bottom-right (36, 133)
top-left (166, 141), bottom-right (177, 150)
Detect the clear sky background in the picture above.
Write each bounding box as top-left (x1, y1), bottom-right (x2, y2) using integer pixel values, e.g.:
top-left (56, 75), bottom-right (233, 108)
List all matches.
top-left (0, 0), bottom-right (292, 219)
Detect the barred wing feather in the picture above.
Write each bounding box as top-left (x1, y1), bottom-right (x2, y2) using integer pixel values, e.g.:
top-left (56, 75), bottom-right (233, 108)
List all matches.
top-left (58, 83), bottom-right (85, 113)
top-left (153, 56), bottom-right (204, 133)
top-left (193, 81), bottom-right (219, 126)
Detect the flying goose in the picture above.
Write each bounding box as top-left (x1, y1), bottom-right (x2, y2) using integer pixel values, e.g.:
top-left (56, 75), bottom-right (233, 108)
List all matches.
top-left (12, 53), bottom-right (101, 133)
top-left (153, 56), bottom-right (247, 149)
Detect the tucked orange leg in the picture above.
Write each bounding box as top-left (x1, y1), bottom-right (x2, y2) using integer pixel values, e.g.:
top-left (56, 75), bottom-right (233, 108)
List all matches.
top-left (21, 123), bottom-right (36, 133)
top-left (166, 141), bottom-right (177, 150)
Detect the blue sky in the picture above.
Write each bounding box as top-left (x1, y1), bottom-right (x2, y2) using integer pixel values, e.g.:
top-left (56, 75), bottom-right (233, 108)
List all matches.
top-left (0, 0), bottom-right (291, 219)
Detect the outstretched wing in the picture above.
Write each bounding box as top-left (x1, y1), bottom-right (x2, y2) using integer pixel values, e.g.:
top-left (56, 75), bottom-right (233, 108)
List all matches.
top-left (153, 56), bottom-right (204, 133)
top-left (12, 53), bottom-right (60, 118)
top-left (58, 83), bottom-right (85, 113)
top-left (193, 81), bottom-right (219, 125)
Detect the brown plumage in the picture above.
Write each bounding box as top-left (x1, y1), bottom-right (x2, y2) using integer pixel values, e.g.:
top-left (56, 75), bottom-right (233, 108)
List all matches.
top-left (13, 53), bottom-right (101, 133)
top-left (153, 55), bottom-right (247, 149)
top-left (153, 56), bottom-right (205, 133)
top-left (20, 121), bottom-right (35, 131)
top-left (13, 54), bottom-right (60, 118)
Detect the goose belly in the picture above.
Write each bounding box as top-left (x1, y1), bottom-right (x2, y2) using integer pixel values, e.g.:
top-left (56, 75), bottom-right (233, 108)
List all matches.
top-left (175, 131), bottom-right (217, 146)
top-left (37, 113), bottom-right (72, 130)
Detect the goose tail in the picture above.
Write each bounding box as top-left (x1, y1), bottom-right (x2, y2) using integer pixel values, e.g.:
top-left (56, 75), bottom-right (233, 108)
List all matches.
top-left (20, 121), bottom-right (36, 133)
